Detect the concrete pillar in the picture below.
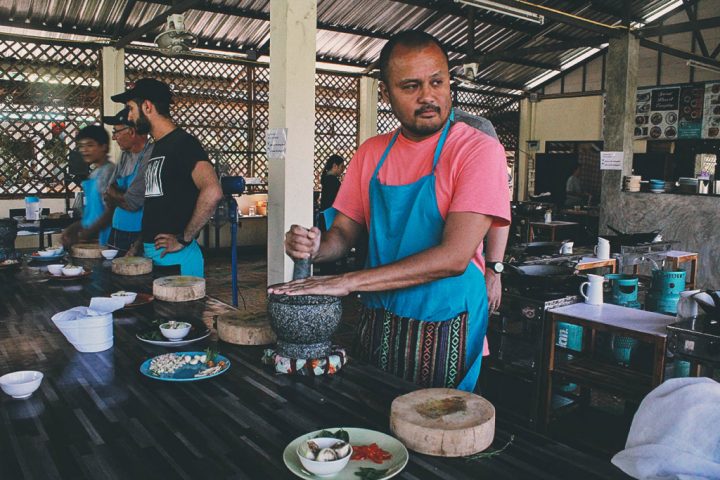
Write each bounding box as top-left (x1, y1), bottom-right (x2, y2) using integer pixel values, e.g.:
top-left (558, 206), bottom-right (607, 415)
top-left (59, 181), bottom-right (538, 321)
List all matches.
top-left (517, 98), bottom-right (532, 201)
top-left (358, 76), bottom-right (378, 144)
top-left (599, 33), bottom-right (639, 233)
top-left (267, 0), bottom-right (317, 285)
top-left (101, 47), bottom-right (125, 160)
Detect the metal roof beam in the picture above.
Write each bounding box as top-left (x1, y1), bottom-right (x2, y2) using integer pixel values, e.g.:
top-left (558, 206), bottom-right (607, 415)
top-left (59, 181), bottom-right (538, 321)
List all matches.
top-left (451, 37), bottom-right (607, 66)
top-left (588, 1), bottom-right (643, 24)
top-left (639, 16), bottom-right (720, 37)
top-left (640, 38), bottom-right (720, 69)
top-left (115, 0), bottom-right (203, 49)
top-left (682, 0), bottom-right (709, 58)
top-left (643, 0), bottom-right (699, 27)
top-left (483, 0), bottom-right (624, 37)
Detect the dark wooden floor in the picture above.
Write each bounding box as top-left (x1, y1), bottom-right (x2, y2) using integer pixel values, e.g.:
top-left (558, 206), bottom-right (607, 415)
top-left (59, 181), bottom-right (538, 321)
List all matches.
top-left (0, 255), bottom-right (631, 479)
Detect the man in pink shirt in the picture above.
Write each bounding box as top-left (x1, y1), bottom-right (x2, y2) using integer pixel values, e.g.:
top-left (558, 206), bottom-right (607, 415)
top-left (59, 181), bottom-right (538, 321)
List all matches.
top-left (272, 30), bottom-right (510, 391)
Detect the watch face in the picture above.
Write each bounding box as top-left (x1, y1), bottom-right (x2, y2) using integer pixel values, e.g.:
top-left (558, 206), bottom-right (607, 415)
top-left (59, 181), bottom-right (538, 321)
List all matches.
top-left (494, 263), bottom-right (504, 273)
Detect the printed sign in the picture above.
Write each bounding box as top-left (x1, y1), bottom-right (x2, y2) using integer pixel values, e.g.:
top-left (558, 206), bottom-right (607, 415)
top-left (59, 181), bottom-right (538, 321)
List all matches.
top-left (678, 83), bottom-right (705, 138)
top-left (600, 151), bottom-right (623, 170)
top-left (702, 82), bottom-right (720, 139)
top-left (265, 128), bottom-right (288, 159)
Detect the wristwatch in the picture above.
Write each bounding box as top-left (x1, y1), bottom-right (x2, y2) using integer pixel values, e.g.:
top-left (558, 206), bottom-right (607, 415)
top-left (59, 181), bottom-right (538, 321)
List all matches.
top-left (486, 261), bottom-right (504, 274)
top-left (175, 233), bottom-right (192, 247)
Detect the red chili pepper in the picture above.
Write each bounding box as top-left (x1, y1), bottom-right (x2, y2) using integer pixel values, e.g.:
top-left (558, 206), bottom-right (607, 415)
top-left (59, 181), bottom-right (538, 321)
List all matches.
top-left (350, 444), bottom-right (392, 463)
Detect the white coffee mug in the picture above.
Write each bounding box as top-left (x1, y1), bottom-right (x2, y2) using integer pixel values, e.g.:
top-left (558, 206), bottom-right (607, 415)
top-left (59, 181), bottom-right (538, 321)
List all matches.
top-left (580, 274), bottom-right (604, 305)
top-left (594, 237), bottom-right (610, 260)
top-left (560, 241), bottom-right (574, 255)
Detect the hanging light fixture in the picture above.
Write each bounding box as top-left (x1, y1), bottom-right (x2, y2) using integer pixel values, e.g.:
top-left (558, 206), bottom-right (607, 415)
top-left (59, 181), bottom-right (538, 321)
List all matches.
top-left (454, 0), bottom-right (545, 24)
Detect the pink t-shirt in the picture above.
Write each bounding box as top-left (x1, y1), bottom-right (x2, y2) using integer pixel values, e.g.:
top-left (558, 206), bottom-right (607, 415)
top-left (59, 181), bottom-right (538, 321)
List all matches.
top-left (334, 121), bottom-right (511, 272)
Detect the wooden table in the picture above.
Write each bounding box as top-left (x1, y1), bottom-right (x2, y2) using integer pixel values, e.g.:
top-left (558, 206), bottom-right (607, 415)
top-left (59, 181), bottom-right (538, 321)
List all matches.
top-left (576, 257), bottom-right (617, 274)
top-left (528, 221), bottom-right (580, 242)
top-left (543, 303), bottom-right (676, 428)
top-left (0, 261), bottom-right (630, 479)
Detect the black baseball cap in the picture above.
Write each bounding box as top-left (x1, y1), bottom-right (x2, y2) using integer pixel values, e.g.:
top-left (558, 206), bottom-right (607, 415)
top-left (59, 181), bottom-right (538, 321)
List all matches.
top-left (102, 107), bottom-right (132, 126)
top-left (111, 78), bottom-right (172, 104)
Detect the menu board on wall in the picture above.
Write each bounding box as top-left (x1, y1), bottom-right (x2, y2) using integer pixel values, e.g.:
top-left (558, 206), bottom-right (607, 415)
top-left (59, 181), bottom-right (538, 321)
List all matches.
top-left (702, 81), bottom-right (720, 139)
top-left (635, 82), bottom-right (720, 140)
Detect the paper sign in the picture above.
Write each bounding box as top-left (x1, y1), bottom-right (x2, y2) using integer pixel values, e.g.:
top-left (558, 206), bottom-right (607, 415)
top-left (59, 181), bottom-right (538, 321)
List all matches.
top-left (600, 151), bottom-right (623, 170)
top-left (265, 128), bottom-right (287, 159)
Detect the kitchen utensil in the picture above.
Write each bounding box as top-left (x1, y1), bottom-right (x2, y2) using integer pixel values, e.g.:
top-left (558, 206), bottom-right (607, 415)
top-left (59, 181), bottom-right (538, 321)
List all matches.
top-left (0, 371), bottom-right (43, 399)
top-left (606, 225), bottom-right (661, 245)
top-left (503, 263), bottom-right (580, 289)
top-left (560, 241), bottom-right (574, 255)
top-left (268, 258), bottom-right (343, 359)
top-left (580, 274), bottom-right (604, 305)
top-left (594, 237), bottom-right (610, 260)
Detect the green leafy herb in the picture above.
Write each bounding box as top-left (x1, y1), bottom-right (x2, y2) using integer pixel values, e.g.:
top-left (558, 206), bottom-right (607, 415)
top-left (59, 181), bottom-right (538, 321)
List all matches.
top-left (354, 467), bottom-right (390, 480)
top-left (464, 435), bottom-right (515, 462)
top-left (204, 347), bottom-right (217, 363)
top-left (313, 429), bottom-right (349, 443)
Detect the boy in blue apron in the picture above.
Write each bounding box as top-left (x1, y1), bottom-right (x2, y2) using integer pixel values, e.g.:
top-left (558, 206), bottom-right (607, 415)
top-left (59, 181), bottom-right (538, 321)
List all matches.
top-left (102, 108), bottom-right (153, 255)
top-left (61, 126), bottom-right (115, 248)
top-left (271, 31), bottom-right (511, 392)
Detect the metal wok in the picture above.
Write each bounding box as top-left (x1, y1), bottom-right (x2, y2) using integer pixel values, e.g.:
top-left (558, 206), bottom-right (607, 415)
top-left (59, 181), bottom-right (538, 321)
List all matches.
top-left (503, 263), bottom-right (580, 288)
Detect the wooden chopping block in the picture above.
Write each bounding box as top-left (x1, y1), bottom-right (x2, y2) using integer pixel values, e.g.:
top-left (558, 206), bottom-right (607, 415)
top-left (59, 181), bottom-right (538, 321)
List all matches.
top-left (390, 388), bottom-right (495, 457)
top-left (217, 311), bottom-right (276, 345)
top-left (111, 256), bottom-right (152, 276)
top-left (71, 242), bottom-right (103, 259)
top-left (153, 275), bottom-right (205, 302)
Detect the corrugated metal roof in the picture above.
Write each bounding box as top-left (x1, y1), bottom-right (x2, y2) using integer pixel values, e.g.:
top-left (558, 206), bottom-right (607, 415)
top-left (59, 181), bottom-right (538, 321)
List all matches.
top-left (0, 0), bottom-right (689, 93)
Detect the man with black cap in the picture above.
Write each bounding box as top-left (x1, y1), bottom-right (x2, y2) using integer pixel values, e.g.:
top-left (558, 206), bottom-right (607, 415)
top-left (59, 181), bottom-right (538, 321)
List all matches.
top-left (102, 107), bottom-right (153, 255)
top-left (112, 78), bottom-right (222, 277)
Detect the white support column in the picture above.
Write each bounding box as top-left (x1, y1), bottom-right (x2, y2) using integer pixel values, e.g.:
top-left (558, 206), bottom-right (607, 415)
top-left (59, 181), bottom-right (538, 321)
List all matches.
top-left (267, 0), bottom-right (317, 285)
top-left (101, 46), bottom-right (125, 160)
top-left (517, 98), bottom-right (532, 201)
top-left (358, 76), bottom-right (378, 144)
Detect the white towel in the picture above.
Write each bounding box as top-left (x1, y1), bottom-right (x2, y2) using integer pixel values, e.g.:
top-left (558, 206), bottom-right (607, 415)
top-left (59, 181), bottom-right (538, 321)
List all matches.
top-left (611, 377), bottom-right (720, 480)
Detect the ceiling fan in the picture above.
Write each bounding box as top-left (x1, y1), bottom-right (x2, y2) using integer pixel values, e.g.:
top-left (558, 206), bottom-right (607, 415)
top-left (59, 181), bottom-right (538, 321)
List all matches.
top-left (155, 14), bottom-right (198, 56)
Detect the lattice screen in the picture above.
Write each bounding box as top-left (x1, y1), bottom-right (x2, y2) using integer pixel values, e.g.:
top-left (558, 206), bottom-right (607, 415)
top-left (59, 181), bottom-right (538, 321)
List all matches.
top-left (0, 38), bottom-right (100, 197)
top-left (377, 87), bottom-right (520, 153)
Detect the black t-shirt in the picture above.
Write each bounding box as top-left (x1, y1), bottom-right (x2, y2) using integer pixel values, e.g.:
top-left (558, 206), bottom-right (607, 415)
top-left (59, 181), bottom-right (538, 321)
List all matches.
top-left (142, 128), bottom-right (209, 242)
top-left (320, 174), bottom-right (341, 211)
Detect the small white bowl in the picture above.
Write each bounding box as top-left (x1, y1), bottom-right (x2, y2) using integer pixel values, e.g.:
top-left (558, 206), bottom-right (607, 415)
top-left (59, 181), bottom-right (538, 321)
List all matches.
top-left (61, 266), bottom-right (83, 276)
top-left (101, 249), bottom-right (119, 260)
top-left (297, 438), bottom-right (353, 477)
top-left (47, 264), bottom-right (64, 276)
top-left (159, 321), bottom-right (191, 341)
top-left (38, 248), bottom-right (61, 257)
top-left (0, 371), bottom-right (43, 399)
top-left (111, 291), bottom-right (137, 305)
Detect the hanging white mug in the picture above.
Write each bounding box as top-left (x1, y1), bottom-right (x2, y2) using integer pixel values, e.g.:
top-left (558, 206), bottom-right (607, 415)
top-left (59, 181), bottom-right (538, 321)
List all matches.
top-left (560, 241), bottom-right (574, 255)
top-left (580, 274), bottom-right (604, 305)
top-left (594, 237), bottom-right (610, 260)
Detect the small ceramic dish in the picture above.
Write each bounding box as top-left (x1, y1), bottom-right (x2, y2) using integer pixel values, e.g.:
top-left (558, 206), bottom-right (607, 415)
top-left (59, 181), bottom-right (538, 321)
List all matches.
top-left (101, 249), bottom-right (119, 260)
top-left (159, 321), bottom-right (192, 342)
top-left (47, 264), bottom-right (64, 276)
top-left (0, 371), bottom-right (43, 399)
top-left (111, 291), bottom-right (138, 305)
top-left (61, 266), bottom-right (83, 276)
top-left (297, 438), bottom-right (353, 477)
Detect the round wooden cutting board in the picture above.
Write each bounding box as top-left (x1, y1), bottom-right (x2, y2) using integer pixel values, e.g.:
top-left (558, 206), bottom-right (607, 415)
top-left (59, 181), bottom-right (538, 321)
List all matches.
top-left (390, 388), bottom-right (495, 457)
top-left (217, 311), bottom-right (276, 345)
top-left (111, 256), bottom-right (152, 276)
top-left (153, 275), bottom-right (205, 302)
top-left (71, 243), bottom-right (103, 259)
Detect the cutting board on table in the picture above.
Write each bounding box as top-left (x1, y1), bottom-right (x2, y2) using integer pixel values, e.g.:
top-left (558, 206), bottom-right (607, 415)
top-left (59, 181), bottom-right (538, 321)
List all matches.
top-left (71, 243), bottom-right (103, 259)
top-left (390, 388), bottom-right (495, 457)
top-left (112, 256), bottom-right (152, 276)
top-left (153, 275), bottom-right (205, 302)
top-left (217, 311), bottom-right (276, 345)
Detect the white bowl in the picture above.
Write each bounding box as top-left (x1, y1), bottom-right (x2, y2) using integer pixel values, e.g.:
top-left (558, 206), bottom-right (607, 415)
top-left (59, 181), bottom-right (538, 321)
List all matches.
top-left (101, 249), bottom-right (119, 260)
top-left (111, 291), bottom-right (137, 305)
top-left (297, 438), bottom-right (352, 477)
top-left (47, 264), bottom-right (64, 276)
top-left (61, 266), bottom-right (83, 276)
top-left (38, 248), bottom-right (61, 257)
top-left (0, 371), bottom-right (43, 399)
top-left (159, 321), bottom-right (191, 341)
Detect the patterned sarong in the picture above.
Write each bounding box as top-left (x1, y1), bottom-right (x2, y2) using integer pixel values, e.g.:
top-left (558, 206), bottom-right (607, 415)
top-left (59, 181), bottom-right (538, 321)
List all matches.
top-left (356, 306), bottom-right (468, 388)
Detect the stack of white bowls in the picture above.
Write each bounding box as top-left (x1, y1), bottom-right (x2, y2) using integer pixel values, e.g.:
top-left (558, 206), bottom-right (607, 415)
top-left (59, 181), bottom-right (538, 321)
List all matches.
top-left (678, 177), bottom-right (698, 194)
top-left (623, 175), bottom-right (641, 192)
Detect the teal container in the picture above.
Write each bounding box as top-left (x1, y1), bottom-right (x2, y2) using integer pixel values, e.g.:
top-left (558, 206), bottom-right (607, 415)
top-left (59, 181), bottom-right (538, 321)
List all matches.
top-left (556, 322), bottom-right (583, 352)
top-left (611, 335), bottom-right (638, 365)
top-left (673, 360), bottom-right (691, 378)
top-left (647, 269), bottom-right (686, 314)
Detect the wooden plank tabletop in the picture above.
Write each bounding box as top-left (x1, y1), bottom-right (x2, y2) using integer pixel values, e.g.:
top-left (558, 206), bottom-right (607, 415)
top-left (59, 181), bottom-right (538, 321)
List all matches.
top-left (0, 259), bottom-right (630, 480)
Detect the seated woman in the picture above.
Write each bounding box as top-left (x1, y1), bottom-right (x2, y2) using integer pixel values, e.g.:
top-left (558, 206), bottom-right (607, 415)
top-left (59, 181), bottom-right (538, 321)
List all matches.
top-left (61, 125), bottom-right (115, 247)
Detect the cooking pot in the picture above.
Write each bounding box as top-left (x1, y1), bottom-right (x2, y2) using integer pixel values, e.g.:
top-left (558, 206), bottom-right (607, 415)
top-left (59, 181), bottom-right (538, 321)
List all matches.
top-left (267, 258), bottom-right (342, 359)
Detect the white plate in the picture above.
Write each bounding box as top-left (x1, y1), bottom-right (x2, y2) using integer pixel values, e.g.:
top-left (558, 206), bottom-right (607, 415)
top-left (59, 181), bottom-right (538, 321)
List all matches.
top-left (136, 328), bottom-right (211, 347)
top-left (283, 427), bottom-right (408, 480)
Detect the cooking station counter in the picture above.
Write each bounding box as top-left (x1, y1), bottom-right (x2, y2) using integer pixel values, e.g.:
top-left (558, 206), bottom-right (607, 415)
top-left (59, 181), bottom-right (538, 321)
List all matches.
top-left (0, 261), bottom-right (630, 479)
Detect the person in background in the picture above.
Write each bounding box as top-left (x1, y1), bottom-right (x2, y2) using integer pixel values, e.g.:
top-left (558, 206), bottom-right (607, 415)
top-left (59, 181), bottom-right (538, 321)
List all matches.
top-left (61, 125), bottom-right (115, 247)
top-left (565, 162), bottom-right (591, 206)
top-left (113, 78), bottom-right (222, 277)
top-left (273, 31), bottom-right (510, 392)
top-left (102, 107), bottom-right (153, 255)
top-left (320, 154), bottom-right (345, 212)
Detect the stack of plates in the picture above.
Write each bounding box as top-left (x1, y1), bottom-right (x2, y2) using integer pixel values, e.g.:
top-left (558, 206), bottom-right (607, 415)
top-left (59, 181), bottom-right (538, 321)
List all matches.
top-left (649, 179), bottom-right (665, 193)
top-left (678, 177), bottom-right (698, 194)
top-left (623, 175), bottom-right (641, 192)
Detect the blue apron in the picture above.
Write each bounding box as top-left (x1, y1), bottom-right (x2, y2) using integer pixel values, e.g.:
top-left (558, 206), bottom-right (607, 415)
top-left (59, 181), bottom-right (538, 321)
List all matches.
top-left (362, 113), bottom-right (488, 392)
top-left (112, 145), bottom-right (149, 232)
top-left (143, 240), bottom-right (204, 278)
top-left (81, 168), bottom-right (111, 246)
